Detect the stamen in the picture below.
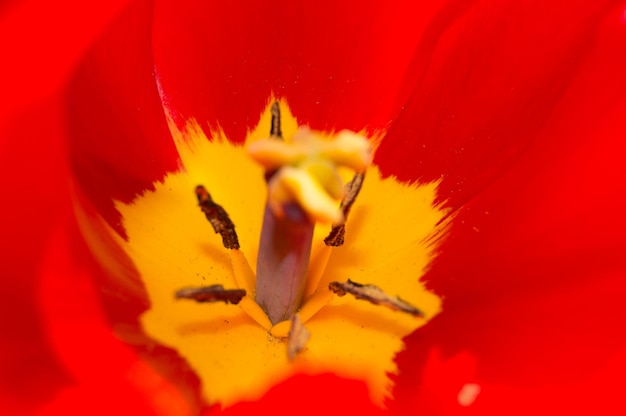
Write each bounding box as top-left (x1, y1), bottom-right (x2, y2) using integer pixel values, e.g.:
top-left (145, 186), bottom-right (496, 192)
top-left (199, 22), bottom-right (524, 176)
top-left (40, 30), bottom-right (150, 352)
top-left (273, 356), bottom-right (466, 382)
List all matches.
top-left (329, 279), bottom-right (424, 317)
top-left (195, 185), bottom-right (240, 249)
top-left (175, 187), bottom-right (244, 309)
top-left (325, 172), bottom-right (365, 247)
top-left (286, 314), bottom-right (310, 361)
top-left (175, 285), bottom-right (246, 305)
top-left (270, 101), bottom-right (283, 139)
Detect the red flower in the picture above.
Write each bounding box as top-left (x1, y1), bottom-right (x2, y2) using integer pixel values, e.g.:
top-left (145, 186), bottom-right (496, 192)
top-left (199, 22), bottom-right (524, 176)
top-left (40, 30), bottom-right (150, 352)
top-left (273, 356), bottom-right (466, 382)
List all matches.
top-left (2, 0), bottom-right (626, 414)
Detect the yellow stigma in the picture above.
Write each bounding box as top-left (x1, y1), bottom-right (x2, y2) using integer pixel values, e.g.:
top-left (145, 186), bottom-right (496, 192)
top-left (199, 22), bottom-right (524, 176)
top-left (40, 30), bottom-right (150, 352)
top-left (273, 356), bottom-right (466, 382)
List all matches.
top-left (248, 127), bottom-right (372, 224)
top-left (75, 98), bottom-right (451, 408)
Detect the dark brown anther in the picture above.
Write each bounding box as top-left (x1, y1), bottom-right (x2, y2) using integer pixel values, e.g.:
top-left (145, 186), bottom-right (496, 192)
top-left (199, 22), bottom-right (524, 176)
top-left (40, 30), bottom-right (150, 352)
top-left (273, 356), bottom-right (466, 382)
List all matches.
top-left (270, 101), bottom-right (283, 140)
top-left (324, 224), bottom-right (346, 246)
top-left (329, 279), bottom-right (424, 317)
top-left (176, 284), bottom-right (246, 305)
top-left (195, 185), bottom-right (240, 249)
top-left (324, 172), bottom-right (365, 247)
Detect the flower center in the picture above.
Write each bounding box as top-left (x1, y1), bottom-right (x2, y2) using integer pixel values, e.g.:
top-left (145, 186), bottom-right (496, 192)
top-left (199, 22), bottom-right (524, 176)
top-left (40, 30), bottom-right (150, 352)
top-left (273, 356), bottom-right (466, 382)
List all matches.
top-left (81, 98), bottom-right (450, 407)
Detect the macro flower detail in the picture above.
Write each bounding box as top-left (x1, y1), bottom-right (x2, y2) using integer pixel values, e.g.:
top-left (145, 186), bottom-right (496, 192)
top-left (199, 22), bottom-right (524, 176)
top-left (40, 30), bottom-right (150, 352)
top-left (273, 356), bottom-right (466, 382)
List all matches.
top-left (5, 0), bottom-right (625, 414)
top-left (86, 99), bottom-right (450, 407)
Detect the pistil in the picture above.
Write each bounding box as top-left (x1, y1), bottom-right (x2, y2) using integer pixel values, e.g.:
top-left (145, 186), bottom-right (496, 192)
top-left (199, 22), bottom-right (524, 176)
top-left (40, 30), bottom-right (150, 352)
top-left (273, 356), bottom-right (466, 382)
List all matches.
top-left (248, 113), bottom-right (371, 325)
top-left (255, 202), bottom-right (314, 324)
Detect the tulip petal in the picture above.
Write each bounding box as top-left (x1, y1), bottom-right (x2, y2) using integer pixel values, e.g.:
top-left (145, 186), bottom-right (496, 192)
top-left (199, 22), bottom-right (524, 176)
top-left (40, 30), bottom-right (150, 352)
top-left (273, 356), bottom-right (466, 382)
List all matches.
top-left (0, 98), bottom-right (72, 414)
top-left (214, 374), bottom-right (384, 415)
top-left (66, 0), bottom-right (179, 236)
top-left (151, 0), bottom-right (448, 138)
top-left (0, 0), bottom-right (129, 117)
top-left (38, 223), bottom-right (199, 415)
top-left (393, 4), bottom-right (626, 412)
top-left (376, 0), bottom-right (622, 209)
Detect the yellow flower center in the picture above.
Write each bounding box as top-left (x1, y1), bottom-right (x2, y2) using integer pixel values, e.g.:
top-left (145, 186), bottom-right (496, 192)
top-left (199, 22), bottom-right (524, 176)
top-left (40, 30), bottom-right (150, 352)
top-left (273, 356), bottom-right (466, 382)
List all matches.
top-left (88, 99), bottom-right (449, 407)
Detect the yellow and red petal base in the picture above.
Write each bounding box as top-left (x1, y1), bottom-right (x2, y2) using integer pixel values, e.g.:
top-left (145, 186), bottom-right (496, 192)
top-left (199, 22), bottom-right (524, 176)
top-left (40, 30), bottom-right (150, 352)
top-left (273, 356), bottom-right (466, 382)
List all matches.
top-left (75, 100), bottom-right (450, 408)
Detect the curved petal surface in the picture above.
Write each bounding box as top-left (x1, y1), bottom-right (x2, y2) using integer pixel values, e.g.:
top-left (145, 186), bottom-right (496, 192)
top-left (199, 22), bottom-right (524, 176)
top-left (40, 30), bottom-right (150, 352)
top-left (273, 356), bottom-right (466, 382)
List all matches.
top-left (393, 4), bottom-right (626, 413)
top-left (152, 0), bottom-right (446, 138)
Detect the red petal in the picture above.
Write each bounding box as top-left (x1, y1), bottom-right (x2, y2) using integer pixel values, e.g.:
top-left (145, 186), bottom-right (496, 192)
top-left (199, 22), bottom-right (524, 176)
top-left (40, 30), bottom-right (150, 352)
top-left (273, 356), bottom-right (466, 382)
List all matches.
top-left (215, 374), bottom-right (383, 416)
top-left (66, 0), bottom-right (179, 236)
top-left (376, 0), bottom-right (622, 209)
top-left (0, 0), bottom-right (120, 395)
top-left (0, 97), bottom-right (72, 414)
top-left (0, 1), bottom-right (184, 411)
top-left (0, 0), bottom-right (128, 117)
top-left (152, 0), bottom-right (448, 139)
top-left (393, 3), bottom-right (626, 412)
top-left (38, 223), bottom-right (199, 415)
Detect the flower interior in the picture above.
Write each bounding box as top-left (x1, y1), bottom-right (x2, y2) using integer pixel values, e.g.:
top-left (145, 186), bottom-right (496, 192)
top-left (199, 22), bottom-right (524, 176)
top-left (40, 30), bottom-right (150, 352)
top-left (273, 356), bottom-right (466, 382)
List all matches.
top-left (104, 99), bottom-right (449, 407)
